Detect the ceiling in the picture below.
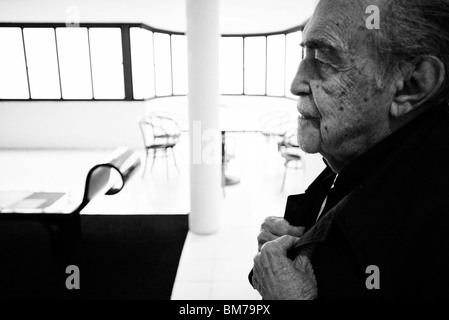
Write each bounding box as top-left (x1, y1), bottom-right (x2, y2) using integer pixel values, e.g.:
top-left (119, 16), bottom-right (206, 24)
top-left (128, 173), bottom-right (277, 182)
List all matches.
top-left (0, 0), bottom-right (317, 34)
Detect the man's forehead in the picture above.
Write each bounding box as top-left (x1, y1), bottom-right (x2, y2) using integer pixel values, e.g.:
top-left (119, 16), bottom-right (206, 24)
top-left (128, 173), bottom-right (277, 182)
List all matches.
top-left (303, 0), bottom-right (377, 49)
top-left (302, 20), bottom-right (346, 52)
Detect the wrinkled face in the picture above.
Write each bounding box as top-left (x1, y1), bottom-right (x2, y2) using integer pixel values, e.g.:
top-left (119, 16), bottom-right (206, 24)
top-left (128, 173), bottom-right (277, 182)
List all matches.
top-left (291, 0), bottom-right (396, 168)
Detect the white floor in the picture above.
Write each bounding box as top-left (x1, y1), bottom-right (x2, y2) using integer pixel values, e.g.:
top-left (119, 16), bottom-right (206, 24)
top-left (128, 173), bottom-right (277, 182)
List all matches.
top-left (0, 133), bottom-right (325, 300)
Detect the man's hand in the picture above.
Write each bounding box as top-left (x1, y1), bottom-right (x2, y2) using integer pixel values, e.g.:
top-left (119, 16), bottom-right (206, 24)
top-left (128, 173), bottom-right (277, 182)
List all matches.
top-left (257, 216), bottom-right (305, 251)
top-left (252, 235), bottom-right (317, 300)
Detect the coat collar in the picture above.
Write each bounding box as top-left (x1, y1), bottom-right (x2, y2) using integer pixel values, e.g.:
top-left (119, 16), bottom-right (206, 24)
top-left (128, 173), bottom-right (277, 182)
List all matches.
top-left (287, 107), bottom-right (449, 266)
top-left (287, 189), bottom-right (359, 259)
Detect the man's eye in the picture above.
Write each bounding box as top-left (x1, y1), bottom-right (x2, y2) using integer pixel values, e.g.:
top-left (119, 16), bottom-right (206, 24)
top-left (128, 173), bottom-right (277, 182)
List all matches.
top-left (316, 59), bottom-right (333, 70)
top-left (316, 59), bottom-right (327, 67)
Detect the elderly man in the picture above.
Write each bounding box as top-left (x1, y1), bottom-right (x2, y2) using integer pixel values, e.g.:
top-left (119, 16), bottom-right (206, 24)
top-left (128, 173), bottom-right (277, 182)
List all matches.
top-left (251, 0), bottom-right (449, 299)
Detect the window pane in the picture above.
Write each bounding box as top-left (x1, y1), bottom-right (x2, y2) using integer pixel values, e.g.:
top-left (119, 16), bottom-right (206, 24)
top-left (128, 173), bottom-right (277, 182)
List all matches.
top-left (56, 28), bottom-right (93, 99)
top-left (171, 35), bottom-right (187, 95)
top-left (23, 28), bottom-right (61, 99)
top-left (220, 37), bottom-right (243, 94)
top-left (244, 36), bottom-right (266, 95)
top-left (89, 28), bottom-right (124, 99)
top-left (130, 27), bottom-right (155, 99)
top-left (266, 34), bottom-right (286, 96)
top-left (153, 32), bottom-right (172, 96)
top-left (0, 28), bottom-right (29, 99)
top-left (285, 31), bottom-right (302, 98)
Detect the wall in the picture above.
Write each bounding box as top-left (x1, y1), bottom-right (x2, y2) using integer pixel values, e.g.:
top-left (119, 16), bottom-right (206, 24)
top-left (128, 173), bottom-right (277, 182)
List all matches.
top-left (0, 0), bottom-right (186, 32)
top-left (0, 0), bottom-right (313, 34)
top-left (0, 95), bottom-right (301, 149)
top-left (0, 101), bottom-right (146, 149)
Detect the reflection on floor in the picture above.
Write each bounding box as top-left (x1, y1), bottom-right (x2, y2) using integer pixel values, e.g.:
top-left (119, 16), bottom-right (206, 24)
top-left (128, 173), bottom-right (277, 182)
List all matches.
top-left (0, 133), bottom-right (325, 300)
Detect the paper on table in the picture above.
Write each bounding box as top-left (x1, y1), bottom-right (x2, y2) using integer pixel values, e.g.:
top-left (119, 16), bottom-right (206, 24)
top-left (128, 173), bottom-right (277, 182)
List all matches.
top-left (10, 198), bottom-right (47, 209)
top-left (0, 191), bottom-right (67, 213)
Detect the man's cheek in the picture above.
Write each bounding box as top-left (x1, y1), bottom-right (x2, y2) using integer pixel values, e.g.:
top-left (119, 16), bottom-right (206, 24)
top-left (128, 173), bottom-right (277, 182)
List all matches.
top-left (320, 74), bottom-right (350, 94)
top-left (298, 121), bottom-right (321, 153)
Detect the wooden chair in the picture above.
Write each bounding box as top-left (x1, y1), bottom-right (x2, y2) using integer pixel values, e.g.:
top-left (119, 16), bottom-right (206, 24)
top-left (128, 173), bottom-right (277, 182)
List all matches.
top-left (280, 128), bottom-right (305, 192)
top-left (259, 111), bottom-right (290, 154)
top-left (138, 114), bottom-right (181, 179)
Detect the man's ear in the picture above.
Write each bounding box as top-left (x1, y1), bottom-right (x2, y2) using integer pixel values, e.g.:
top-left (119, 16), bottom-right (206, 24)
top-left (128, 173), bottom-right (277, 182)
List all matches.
top-left (390, 56), bottom-right (445, 118)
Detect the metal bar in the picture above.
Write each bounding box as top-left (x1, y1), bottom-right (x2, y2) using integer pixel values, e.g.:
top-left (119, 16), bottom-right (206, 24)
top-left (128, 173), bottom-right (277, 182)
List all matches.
top-left (169, 34), bottom-right (174, 96)
top-left (121, 26), bottom-right (134, 100)
top-left (242, 36), bottom-right (245, 94)
top-left (86, 27), bottom-right (95, 99)
top-left (20, 27), bottom-right (32, 99)
top-left (53, 28), bottom-right (63, 99)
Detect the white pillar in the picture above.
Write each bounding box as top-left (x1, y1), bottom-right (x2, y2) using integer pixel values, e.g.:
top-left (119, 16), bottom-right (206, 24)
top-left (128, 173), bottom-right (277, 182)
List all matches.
top-left (186, 0), bottom-right (222, 235)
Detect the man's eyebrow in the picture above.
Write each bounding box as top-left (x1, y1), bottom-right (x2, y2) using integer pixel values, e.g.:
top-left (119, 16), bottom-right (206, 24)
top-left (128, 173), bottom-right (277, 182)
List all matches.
top-left (300, 39), bottom-right (343, 54)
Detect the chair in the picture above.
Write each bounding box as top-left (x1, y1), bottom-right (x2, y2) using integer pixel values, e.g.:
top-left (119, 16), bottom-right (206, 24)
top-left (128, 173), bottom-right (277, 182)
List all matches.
top-left (0, 147), bottom-right (141, 255)
top-left (280, 128), bottom-right (305, 192)
top-left (259, 112), bottom-right (290, 153)
top-left (138, 113), bottom-right (181, 179)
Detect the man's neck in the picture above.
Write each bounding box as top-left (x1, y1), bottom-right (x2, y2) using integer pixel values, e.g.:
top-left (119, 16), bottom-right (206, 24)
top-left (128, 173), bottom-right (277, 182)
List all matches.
top-left (322, 106), bottom-right (437, 174)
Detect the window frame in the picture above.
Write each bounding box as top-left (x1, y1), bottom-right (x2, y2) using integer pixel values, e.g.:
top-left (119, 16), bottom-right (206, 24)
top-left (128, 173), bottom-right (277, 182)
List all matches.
top-left (0, 22), bottom-right (304, 102)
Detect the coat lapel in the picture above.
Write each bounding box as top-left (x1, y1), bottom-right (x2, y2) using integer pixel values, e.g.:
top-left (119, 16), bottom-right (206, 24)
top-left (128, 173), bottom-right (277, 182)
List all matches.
top-left (287, 190), bottom-right (359, 258)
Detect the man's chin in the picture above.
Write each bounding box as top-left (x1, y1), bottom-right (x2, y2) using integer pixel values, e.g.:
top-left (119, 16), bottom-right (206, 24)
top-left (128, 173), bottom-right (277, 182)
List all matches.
top-left (297, 127), bottom-right (321, 154)
top-left (299, 145), bottom-right (320, 155)
top-left (298, 139), bottom-right (321, 154)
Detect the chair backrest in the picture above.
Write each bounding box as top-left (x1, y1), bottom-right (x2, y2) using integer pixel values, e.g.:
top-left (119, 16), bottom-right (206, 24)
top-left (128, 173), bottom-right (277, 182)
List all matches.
top-left (139, 114), bottom-right (181, 147)
top-left (75, 147), bottom-right (141, 213)
top-left (282, 127), bottom-right (300, 148)
top-left (259, 112), bottom-right (290, 137)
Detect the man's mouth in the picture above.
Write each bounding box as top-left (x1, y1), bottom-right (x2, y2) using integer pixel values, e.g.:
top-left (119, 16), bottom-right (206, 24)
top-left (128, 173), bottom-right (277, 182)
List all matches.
top-left (297, 100), bottom-right (320, 121)
top-left (298, 112), bottom-right (320, 120)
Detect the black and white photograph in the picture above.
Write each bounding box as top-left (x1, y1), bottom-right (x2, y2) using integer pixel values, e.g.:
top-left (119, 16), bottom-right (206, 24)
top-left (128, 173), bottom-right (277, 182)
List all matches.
top-left (0, 0), bottom-right (449, 305)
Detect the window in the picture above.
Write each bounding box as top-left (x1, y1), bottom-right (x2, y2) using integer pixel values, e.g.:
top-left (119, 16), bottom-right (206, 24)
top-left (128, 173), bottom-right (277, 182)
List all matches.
top-left (171, 35), bottom-right (188, 95)
top-left (266, 34), bottom-right (286, 96)
top-left (220, 37), bottom-right (243, 94)
top-left (285, 31), bottom-right (302, 98)
top-left (153, 32), bottom-right (172, 96)
top-left (130, 27), bottom-right (155, 99)
top-left (56, 27), bottom-right (93, 99)
top-left (244, 36), bottom-right (266, 95)
top-left (0, 28), bottom-right (29, 99)
top-left (0, 23), bottom-right (304, 101)
top-left (89, 28), bottom-right (125, 99)
top-left (23, 28), bottom-right (61, 99)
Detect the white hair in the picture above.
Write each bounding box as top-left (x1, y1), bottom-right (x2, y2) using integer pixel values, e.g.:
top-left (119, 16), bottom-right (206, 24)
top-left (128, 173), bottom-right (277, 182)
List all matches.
top-left (377, 0), bottom-right (449, 104)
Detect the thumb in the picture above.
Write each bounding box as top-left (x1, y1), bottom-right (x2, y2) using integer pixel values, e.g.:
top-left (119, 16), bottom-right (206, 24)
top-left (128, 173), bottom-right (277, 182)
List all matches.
top-left (287, 225), bottom-right (306, 237)
top-left (274, 235), bottom-right (301, 253)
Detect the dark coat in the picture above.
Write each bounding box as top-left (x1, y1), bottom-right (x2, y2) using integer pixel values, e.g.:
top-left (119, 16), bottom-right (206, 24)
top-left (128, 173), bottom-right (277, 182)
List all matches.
top-left (255, 106), bottom-right (449, 299)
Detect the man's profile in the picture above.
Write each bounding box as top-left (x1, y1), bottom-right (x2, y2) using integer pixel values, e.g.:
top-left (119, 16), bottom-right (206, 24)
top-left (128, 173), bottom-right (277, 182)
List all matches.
top-left (251, 0), bottom-right (449, 299)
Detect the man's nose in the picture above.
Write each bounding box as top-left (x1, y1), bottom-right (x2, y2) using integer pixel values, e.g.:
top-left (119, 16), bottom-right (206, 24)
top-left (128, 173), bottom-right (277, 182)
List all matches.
top-left (290, 60), bottom-right (312, 96)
